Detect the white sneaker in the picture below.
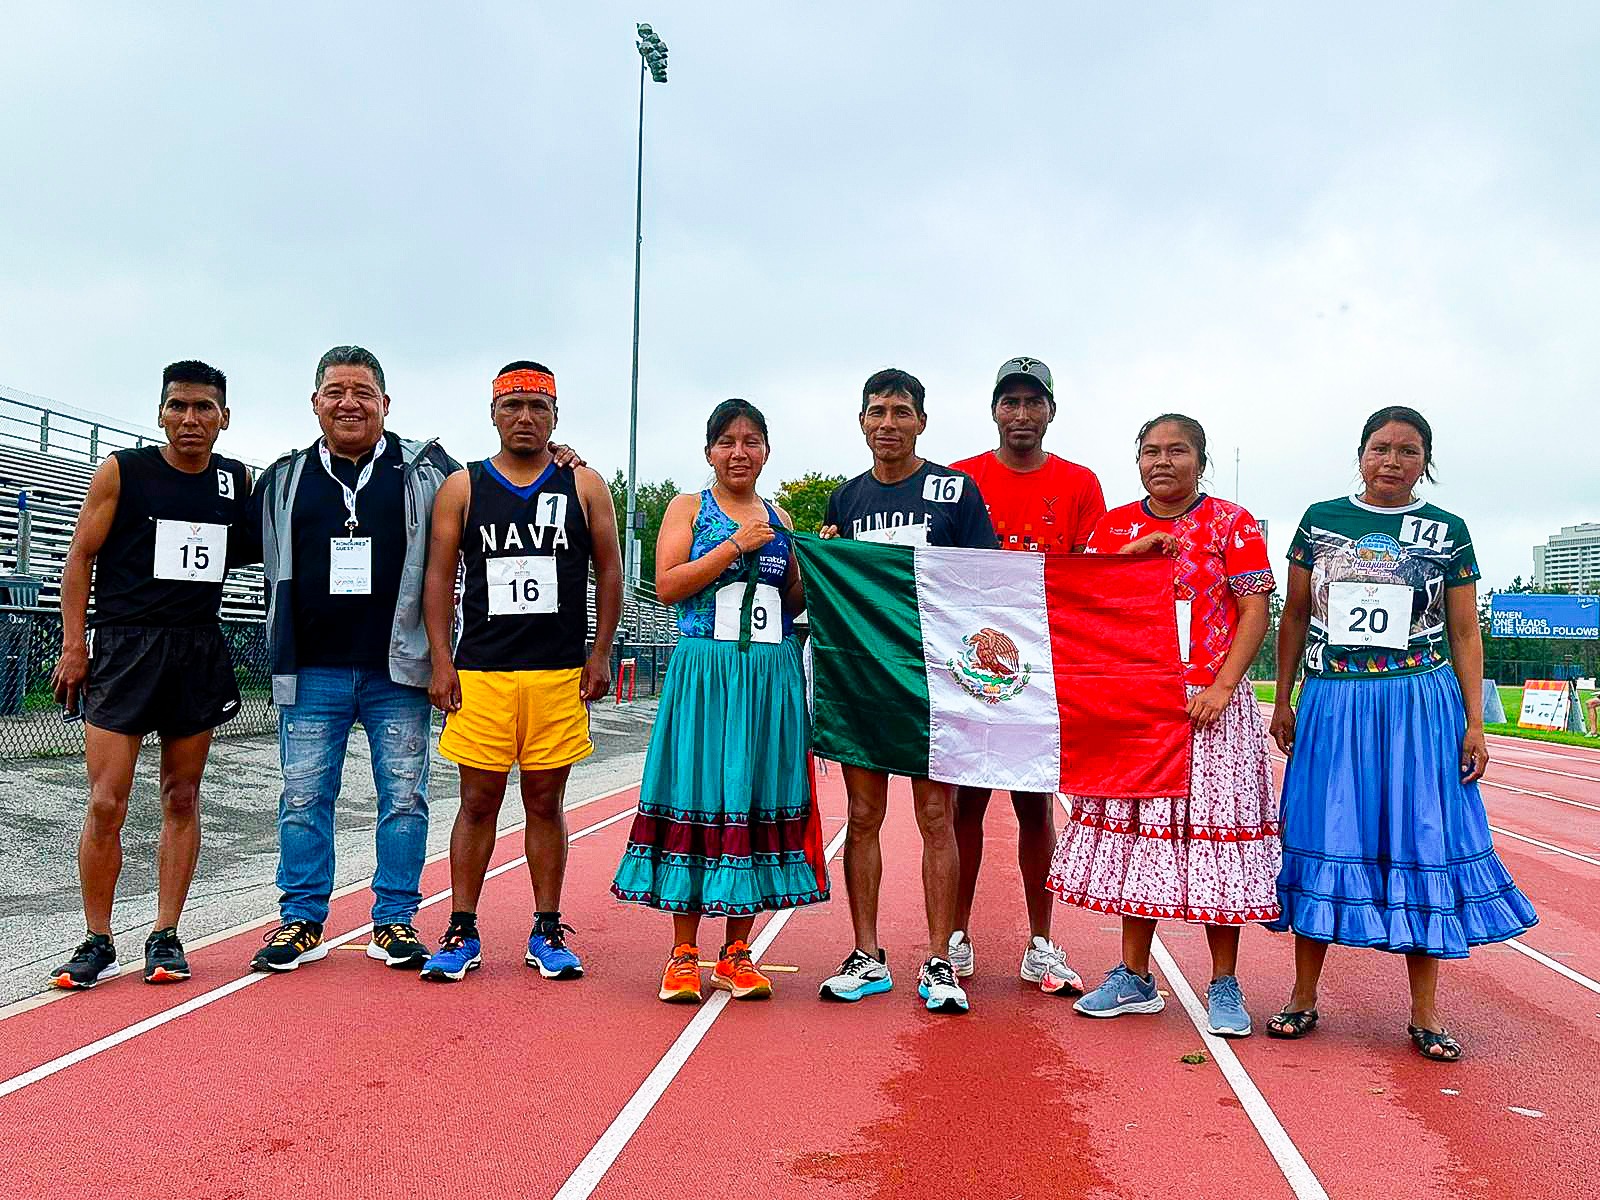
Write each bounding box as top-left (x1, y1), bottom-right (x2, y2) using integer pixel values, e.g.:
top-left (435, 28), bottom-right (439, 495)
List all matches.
top-left (917, 956), bottom-right (970, 1014)
top-left (1023, 936), bottom-right (1085, 995)
top-left (947, 930), bottom-right (975, 978)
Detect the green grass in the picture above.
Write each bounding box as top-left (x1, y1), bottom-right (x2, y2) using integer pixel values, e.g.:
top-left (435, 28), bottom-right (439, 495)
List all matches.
top-left (1253, 681), bottom-right (1599, 747)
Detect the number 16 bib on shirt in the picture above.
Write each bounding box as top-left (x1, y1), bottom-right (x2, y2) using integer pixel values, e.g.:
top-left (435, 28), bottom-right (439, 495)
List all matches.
top-left (439, 460), bottom-right (595, 773)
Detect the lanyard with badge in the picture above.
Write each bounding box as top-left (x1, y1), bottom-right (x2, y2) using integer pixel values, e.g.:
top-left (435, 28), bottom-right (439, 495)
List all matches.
top-left (322, 435), bottom-right (386, 595)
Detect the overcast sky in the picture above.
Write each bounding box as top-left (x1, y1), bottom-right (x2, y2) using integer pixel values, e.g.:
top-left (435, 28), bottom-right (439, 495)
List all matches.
top-left (3, 2), bottom-right (1596, 586)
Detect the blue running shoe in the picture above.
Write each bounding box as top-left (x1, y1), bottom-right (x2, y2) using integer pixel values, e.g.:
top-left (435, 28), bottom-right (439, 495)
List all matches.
top-left (917, 956), bottom-right (970, 1014)
top-left (818, 948), bottom-right (892, 1002)
top-left (526, 921), bottom-right (583, 979)
top-left (420, 930), bottom-right (481, 982)
top-left (1206, 975), bottom-right (1252, 1037)
top-left (1073, 963), bottom-right (1165, 1018)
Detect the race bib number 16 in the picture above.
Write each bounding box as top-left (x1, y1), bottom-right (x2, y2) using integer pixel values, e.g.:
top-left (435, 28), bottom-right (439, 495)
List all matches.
top-left (922, 475), bottom-right (965, 503)
top-left (486, 556), bottom-right (558, 616)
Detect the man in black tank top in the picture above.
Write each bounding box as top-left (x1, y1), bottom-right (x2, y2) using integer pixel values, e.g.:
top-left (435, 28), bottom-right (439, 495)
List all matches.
top-left (47, 361), bottom-right (251, 990)
top-left (420, 361), bottom-right (623, 982)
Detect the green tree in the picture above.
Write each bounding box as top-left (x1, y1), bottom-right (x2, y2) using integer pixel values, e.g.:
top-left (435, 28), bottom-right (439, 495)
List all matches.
top-left (608, 471), bottom-right (681, 588)
top-left (775, 472), bottom-right (846, 534)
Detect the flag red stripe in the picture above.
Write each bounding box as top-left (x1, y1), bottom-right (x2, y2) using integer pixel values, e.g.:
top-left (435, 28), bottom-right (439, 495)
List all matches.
top-left (1044, 553), bottom-right (1192, 798)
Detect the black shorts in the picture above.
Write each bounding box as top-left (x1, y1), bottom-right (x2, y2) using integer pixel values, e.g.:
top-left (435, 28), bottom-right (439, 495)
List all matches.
top-left (84, 624), bottom-right (241, 738)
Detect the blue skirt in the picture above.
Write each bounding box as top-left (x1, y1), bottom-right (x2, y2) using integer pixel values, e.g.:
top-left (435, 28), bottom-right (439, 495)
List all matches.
top-left (611, 637), bottom-right (830, 916)
top-left (1267, 667), bottom-right (1537, 958)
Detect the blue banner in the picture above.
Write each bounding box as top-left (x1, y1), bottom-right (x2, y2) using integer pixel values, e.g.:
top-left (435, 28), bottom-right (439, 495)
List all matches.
top-left (1489, 593), bottom-right (1600, 640)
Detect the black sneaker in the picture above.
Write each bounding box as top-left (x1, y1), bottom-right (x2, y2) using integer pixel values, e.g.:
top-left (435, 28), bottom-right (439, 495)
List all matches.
top-left (251, 920), bottom-right (327, 972)
top-left (366, 922), bottom-right (428, 969)
top-left (50, 933), bottom-right (120, 990)
top-left (143, 927), bottom-right (190, 983)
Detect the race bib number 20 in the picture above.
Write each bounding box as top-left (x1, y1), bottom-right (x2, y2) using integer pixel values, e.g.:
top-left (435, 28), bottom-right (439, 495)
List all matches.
top-left (1328, 581), bottom-right (1411, 649)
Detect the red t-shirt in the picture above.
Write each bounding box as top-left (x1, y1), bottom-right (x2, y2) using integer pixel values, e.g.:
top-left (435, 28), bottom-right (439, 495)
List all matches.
top-left (1086, 495), bottom-right (1275, 686)
top-left (950, 451), bottom-right (1106, 553)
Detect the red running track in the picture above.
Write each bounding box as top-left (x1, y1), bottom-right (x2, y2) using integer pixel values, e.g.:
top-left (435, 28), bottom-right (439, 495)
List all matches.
top-left (2, 737), bottom-right (1598, 1199)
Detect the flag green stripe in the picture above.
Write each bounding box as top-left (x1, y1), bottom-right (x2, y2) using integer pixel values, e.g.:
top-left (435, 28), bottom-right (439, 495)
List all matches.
top-left (793, 533), bottom-right (931, 776)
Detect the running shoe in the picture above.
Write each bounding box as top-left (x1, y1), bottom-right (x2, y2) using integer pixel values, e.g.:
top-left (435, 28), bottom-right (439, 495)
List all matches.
top-left (711, 939), bottom-right (772, 1000)
top-left (818, 948), bottom-right (893, 1002)
top-left (1206, 975), bottom-right (1252, 1038)
top-left (947, 930), bottom-right (975, 978)
top-left (143, 927), bottom-right (190, 984)
top-left (366, 922), bottom-right (429, 969)
top-left (250, 920), bottom-right (327, 972)
top-left (917, 956), bottom-right (970, 1014)
top-left (1024, 936), bottom-right (1085, 996)
top-left (659, 943), bottom-right (702, 1004)
top-left (526, 921), bottom-right (583, 979)
top-left (420, 928), bottom-right (482, 982)
top-left (50, 933), bottom-right (119, 990)
top-left (1073, 963), bottom-right (1165, 1018)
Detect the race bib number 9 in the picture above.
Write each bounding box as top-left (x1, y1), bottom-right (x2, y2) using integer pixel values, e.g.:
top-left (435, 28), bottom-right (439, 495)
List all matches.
top-left (713, 581), bottom-right (781, 645)
top-left (922, 475), bottom-right (965, 503)
top-left (153, 520), bottom-right (227, 582)
top-left (1328, 581), bottom-right (1411, 648)
top-left (486, 555), bottom-right (558, 616)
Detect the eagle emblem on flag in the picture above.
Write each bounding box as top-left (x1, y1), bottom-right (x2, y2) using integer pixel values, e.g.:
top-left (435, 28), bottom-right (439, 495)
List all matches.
top-left (947, 627), bottom-right (1031, 705)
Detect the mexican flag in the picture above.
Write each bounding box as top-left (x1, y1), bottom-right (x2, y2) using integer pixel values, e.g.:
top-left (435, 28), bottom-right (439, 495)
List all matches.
top-left (793, 536), bottom-right (1192, 798)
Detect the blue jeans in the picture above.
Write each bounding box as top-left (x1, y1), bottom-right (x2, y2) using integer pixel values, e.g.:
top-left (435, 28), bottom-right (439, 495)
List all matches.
top-left (276, 667), bottom-right (432, 925)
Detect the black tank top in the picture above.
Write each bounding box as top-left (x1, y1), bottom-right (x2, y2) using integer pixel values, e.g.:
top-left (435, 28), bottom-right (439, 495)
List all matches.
top-left (92, 445), bottom-right (251, 628)
top-left (454, 459), bottom-right (593, 670)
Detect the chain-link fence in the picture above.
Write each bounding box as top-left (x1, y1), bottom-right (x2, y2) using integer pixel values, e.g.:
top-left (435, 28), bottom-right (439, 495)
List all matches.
top-left (1, 605), bottom-right (674, 759)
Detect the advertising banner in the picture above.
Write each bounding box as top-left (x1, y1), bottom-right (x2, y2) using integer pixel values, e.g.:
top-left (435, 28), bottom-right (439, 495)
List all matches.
top-left (1490, 594), bottom-right (1600, 640)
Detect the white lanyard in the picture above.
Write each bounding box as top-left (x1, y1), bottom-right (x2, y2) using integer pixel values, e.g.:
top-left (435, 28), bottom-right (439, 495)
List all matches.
top-left (318, 435), bottom-right (388, 531)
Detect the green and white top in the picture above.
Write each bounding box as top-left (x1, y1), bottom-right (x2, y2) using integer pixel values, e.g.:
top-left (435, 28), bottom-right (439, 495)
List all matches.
top-left (1287, 495), bottom-right (1479, 678)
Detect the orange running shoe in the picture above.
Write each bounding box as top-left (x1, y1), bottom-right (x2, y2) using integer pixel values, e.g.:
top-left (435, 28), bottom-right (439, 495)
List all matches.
top-left (658, 943), bottom-right (702, 1004)
top-left (711, 939), bottom-right (772, 1000)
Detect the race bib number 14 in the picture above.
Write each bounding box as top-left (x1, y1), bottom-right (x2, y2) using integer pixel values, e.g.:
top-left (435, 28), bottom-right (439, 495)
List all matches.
top-left (1328, 581), bottom-right (1411, 649)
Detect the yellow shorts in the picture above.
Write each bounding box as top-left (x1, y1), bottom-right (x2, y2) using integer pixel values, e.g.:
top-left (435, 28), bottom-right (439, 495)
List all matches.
top-left (438, 668), bottom-right (593, 773)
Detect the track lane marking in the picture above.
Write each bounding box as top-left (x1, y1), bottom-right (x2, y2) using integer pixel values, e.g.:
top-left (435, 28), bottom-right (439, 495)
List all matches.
top-left (0, 804), bottom-right (638, 1099)
top-left (1487, 826), bottom-right (1600, 868)
top-left (1050, 795), bottom-right (1327, 1200)
top-left (1481, 759), bottom-right (1600, 786)
top-left (1503, 939), bottom-right (1600, 996)
top-left (552, 820), bottom-right (850, 1200)
top-left (1478, 778), bottom-right (1600, 814)
top-left (0, 781), bottom-right (641, 1024)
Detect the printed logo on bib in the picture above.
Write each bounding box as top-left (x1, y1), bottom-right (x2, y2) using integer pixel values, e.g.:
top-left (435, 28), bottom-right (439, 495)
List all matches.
top-left (534, 492), bottom-right (568, 529)
top-left (922, 475), bottom-right (965, 503)
top-left (216, 469), bottom-right (234, 499)
top-left (713, 581), bottom-right (780, 644)
top-left (153, 520), bottom-right (227, 582)
top-left (1328, 580), bottom-right (1411, 648)
top-left (486, 555), bottom-right (558, 616)
top-left (1399, 516), bottom-right (1449, 551)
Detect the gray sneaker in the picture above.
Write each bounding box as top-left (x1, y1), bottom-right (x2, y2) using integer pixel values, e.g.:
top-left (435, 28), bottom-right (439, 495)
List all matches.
top-left (818, 948), bottom-right (893, 1002)
top-left (1072, 963), bottom-right (1165, 1018)
top-left (1206, 975), bottom-right (1252, 1037)
top-left (947, 930), bottom-right (975, 978)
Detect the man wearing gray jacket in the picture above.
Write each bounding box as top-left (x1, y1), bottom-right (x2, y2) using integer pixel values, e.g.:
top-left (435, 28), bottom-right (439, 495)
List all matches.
top-left (234, 346), bottom-right (459, 972)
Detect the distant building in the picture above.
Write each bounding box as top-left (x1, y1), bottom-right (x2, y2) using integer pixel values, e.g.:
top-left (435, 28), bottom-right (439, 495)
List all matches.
top-left (1533, 523), bottom-right (1600, 590)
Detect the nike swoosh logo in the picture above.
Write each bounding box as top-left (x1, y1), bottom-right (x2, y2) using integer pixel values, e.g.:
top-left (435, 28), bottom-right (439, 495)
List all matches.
top-left (222, 700), bottom-right (239, 711)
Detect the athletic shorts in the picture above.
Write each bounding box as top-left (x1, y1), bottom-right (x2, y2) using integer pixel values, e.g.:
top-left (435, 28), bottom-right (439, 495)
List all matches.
top-left (84, 624), bottom-right (241, 738)
top-left (438, 668), bottom-right (593, 773)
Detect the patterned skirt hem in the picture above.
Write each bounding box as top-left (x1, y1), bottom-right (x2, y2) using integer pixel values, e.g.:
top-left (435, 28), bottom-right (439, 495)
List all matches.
top-left (1049, 885), bottom-right (1280, 926)
top-left (609, 883), bottom-right (830, 916)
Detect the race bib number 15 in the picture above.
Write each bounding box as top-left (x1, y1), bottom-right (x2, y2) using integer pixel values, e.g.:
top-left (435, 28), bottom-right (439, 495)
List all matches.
top-left (153, 520), bottom-right (227, 582)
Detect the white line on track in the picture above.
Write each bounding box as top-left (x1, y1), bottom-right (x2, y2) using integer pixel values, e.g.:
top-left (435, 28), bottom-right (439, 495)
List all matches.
top-left (1048, 795), bottom-right (1328, 1200)
top-left (1482, 758), bottom-right (1600, 786)
top-left (1487, 825), bottom-right (1600, 868)
top-left (0, 781), bottom-right (641, 1024)
top-left (0, 803), bottom-right (638, 1100)
top-left (1479, 778), bottom-right (1600, 814)
top-left (1503, 939), bottom-right (1600, 996)
top-left (552, 821), bottom-right (851, 1200)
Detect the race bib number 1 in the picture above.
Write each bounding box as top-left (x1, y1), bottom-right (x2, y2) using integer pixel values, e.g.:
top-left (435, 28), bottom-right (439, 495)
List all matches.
top-left (713, 581), bottom-right (781, 645)
top-left (1328, 581), bottom-right (1411, 648)
top-left (486, 556), bottom-right (558, 615)
top-left (153, 520), bottom-right (227, 582)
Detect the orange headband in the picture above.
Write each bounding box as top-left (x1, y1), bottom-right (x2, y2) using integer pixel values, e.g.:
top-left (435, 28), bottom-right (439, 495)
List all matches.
top-left (493, 369), bottom-right (557, 401)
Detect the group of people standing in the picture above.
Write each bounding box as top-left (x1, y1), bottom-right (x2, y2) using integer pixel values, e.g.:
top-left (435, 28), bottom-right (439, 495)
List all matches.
top-left (47, 348), bottom-right (1536, 1062)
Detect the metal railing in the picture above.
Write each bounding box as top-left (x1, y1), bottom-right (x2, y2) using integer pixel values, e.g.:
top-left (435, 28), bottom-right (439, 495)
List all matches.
top-left (0, 386), bottom-right (165, 467)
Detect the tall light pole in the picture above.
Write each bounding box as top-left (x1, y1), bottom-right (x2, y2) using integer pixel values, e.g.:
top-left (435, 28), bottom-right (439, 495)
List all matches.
top-left (625, 23), bottom-right (669, 603)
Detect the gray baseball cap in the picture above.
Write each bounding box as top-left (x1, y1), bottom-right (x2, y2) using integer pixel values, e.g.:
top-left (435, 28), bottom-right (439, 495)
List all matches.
top-left (993, 356), bottom-right (1053, 400)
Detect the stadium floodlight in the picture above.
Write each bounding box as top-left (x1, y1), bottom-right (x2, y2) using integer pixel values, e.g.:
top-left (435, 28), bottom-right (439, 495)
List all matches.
top-left (624, 24), bottom-right (671, 607)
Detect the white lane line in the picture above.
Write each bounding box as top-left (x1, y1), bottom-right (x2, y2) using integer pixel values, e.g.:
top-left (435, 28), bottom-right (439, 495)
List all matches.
top-left (0, 804), bottom-right (638, 1100)
top-left (1148, 936), bottom-right (1329, 1200)
top-left (1483, 759), bottom-right (1600, 786)
top-left (0, 781), bottom-right (642, 1024)
top-left (1479, 778), bottom-right (1600, 815)
top-left (1485, 735), bottom-right (1600, 765)
top-left (552, 821), bottom-right (850, 1200)
top-left (1503, 939), bottom-right (1600, 997)
top-left (1051, 795), bottom-right (1327, 1200)
top-left (1488, 826), bottom-right (1600, 868)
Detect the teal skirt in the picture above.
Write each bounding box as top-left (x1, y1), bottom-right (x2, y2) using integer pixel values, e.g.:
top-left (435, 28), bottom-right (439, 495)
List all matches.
top-left (611, 637), bottom-right (830, 915)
